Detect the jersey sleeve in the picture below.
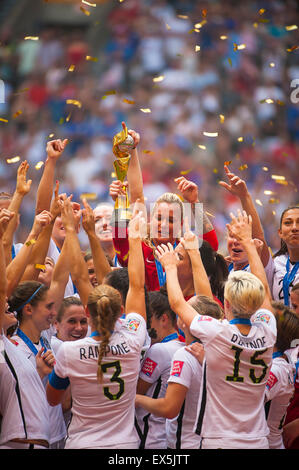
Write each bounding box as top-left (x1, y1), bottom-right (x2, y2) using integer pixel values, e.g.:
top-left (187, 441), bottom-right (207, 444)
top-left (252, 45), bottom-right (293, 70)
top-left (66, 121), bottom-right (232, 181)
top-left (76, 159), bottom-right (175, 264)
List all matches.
top-left (139, 343), bottom-right (166, 384)
top-left (265, 361), bottom-right (288, 402)
top-left (202, 229), bottom-right (218, 252)
top-left (121, 313), bottom-right (146, 349)
top-left (112, 225), bottom-right (129, 267)
top-left (251, 309), bottom-right (277, 337)
top-left (168, 348), bottom-right (199, 389)
top-left (48, 343), bottom-right (70, 390)
top-left (189, 314), bottom-right (223, 345)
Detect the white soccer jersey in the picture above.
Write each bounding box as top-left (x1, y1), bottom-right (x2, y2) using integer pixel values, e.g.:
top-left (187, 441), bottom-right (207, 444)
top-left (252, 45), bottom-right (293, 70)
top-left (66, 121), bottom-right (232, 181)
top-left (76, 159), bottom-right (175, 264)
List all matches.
top-left (272, 254), bottom-right (299, 304)
top-left (49, 312), bottom-right (146, 449)
top-left (189, 309), bottom-right (277, 445)
top-left (0, 334), bottom-right (50, 445)
top-left (166, 346), bottom-right (202, 449)
top-left (265, 356), bottom-right (295, 449)
top-left (229, 252), bottom-right (275, 292)
top-left (135, 337), bottom-right (184, 449)
top-left (10, 331), bottom-right (67, 445)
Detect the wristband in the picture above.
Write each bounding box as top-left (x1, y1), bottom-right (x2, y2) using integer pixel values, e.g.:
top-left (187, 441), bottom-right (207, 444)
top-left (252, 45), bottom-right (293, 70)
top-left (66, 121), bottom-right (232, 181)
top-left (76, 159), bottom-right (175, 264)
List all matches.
top-left (35, 264), bottom-right (45, 271)
top-left (25, 239), bottom-right (36, 246)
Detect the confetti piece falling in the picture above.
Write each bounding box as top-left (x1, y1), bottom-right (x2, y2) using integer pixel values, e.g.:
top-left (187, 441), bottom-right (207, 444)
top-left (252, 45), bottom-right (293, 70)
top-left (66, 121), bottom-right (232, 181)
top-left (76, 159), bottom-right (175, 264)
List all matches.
top-left (7, 156), bottom-right (20, 164)
top-left (80, 193), bottom-right (97, 200)
top-left (66, 112), bottom-right (72, 122)
top-left (205, 211), bottom-right (215, 219)
top-left (259, 8), bottom-right (266, 15)
top-left (198, 144), bottom-right (206, 150)
top-left (203, 131), bottom-right (218, 137)
top-left (123, 98), bottom-right (135, 104)
top-left (237, 136), bottom-right (244, 142)
top-left (269, 62), bottom-right (275, 67)
top-left (24, 36), bottom-right (39, 41)
top-left (80, 6), bottom-right (91, 16)
top-left (153, 76), bottom-right (164, 82)
top-left (228, 58), bottom-right (232, 67)
top-left (177, 15), bottom-right (189, 19)
top-left (285, 25), bottom-right (298, 31)
top-left (111, 172), bottom-right (116, 178)
top-left (276, 100), bottom-right (285, 106)
top-left (271, 175), bottom-right (285, 181)
top-left (219, 114), bottom-right (225, 123)
top-left (166, 23), bottom-right (171, 30)
top-left (224, 160), bottom-right (232, 166)
top-left (102, 90), bottom-right (117, 99)
top-left (213, 168), bottom-right (218, 173)
top-left (82, 0), bottom-right (97, 6)
top-left (164, 158), bottom-right (174, 165)
top-left (66, 99), bottom-right (82, 108)
top-left (220, 35), bottom-right (228, 40)
top-left (13, 110), bottom-right (22, 118)
top-left (13, 88), bottom-right (29, 95)
top-left (269, 198), bottom-right (280, 204)
top-left (264, 190), bottom-right (274, 195)
top-left (195, 45), bottom-right (201, 52)
top-left (256, 199), bottom-right (263, 206)
top-left (0, 118), bottom-right (8, 123)
top-left (239, 164), bottom-right (248, 171)
top-left (140, 108), bottom-right (151, 113)
top-left (233, 43), bottom-right (246, 51)
top-left (48, 133), bottom-right (55, 138)
top-left (35, 161), bottom-right (44, 170)
top-left (68, 64), bottom-right (75, 72)
top-left (194, 20), bottom-right (207, 29)
top-left (287, 45), bottom-right (298, 52)
top-left (262, 166), bottom-right (268, 171)
top-left (180, 169), bottom-right (192, 175)
top-left (143, 150), bottom-right (155, 155)
top-left (86, 56), bottom-right (98, 62)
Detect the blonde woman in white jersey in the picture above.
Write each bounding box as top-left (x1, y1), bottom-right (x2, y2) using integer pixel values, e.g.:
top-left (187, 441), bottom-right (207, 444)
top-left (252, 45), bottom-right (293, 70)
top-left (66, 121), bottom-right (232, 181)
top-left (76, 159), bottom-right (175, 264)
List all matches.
top-left (46, 201), bottom-right (147, 449)
top-left (156, 210), bottom-right (277, 449)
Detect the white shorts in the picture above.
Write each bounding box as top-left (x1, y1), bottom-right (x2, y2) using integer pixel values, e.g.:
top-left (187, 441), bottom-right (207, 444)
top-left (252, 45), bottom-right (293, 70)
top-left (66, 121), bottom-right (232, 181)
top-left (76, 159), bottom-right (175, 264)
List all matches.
top-left (201, 437), bottom-right (269, 449)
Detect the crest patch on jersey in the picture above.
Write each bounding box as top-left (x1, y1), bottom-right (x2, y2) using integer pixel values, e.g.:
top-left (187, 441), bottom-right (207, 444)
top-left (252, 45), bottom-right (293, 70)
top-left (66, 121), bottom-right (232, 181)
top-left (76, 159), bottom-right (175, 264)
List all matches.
top-left (126, 318), bottom-right (141, 332)
top-left (197, 315), bottom-right (213, 322)
top-left (141, 357), bottom-right (157, 377)
top-left (266, 371), bottom-right (278, 390)
top-left (171, 360), bottom-right (184, 377)
top-left (254, 312), bottom-right (271, 324)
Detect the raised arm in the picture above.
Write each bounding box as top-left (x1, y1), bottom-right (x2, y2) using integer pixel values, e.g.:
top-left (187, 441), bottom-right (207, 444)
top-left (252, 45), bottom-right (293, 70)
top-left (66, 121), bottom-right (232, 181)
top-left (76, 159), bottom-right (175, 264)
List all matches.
top-left (125, 209), bottom-right (146, 320)
top-left (180, 218), bottom-right (213, 299)
top-left (0, 209), bottom-right (14, 330)
top-left (6, 210), bottom-right (52, 297)
top-left (82, 198), bottom-right (111, 285)
top-left (226, 209), bottom-right (273, 312)
top-left (156, 243), bottom-right (197, 328)
top-left (219, 165), bottom-right (270, 266)
top-left (3, 160), bottom-right (32, 265)
top-left (35, 138), bottom-right (68, 215)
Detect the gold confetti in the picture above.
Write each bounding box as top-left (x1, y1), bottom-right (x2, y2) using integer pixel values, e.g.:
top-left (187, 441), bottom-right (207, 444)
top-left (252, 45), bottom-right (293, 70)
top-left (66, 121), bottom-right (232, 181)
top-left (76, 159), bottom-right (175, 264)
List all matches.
top-left (0, 118), bottom-right (8, 123)
top-left (153, 76), bottom-right (164, 82)
top-left (24, 36), bottom-right (39, 41)
top-left (271, 175), bottom-right (285, 181)
top-left (123, 98), bottom-right (135, 104)
top-left (48, 133), bottom-right (55, 138)
top-left (287, 45), bottom-right (298, 52)
top-left (239, 164), bottom-right (248, 171)
top-left (7, 156), bottom-right (20, 164)
top-left (66, 112), bottom-right (72, 122)
top-left (166, 23), bottom-right (171, 30)
top-left (237, 136), bottom-right (244, 142)
top-left (269, 198), bottom-right (280, 204)
top-left (224, 160), bottom-right (232, 166)
top-left (203, 131), bottom-right (218, 137)
top-left (285, 25), bottom-right (298, 31)
top-left (195, 45), bottom-right (201, 52)
top-left (262, 166), bottom-right (268, 171)
top-left (189, 28), bottom-right (200, 34)
top-left (264, 190), bottom-right (274, 195)
top-left (102, 90), bottom-right (117, 99)
top-left (180, 169), bottom-right (192, 175)
top-left (86, 56), bottom-right (98, 62)
top-left (80, 6), bottom-right (91, 16)
top-left (68, 64), bottom-right (75, 72)
top-left (13, 110), bottom-right (22, 118)
top-left (202, 9), bottom-right (208, 17)
top-left (35, 264), bottom-right (45, 271)
top-left (140, 108), bottom-right (151, 113)
top-left (220, 35), bottom-right (228, 40)
top-left (253, 22), bottom-right (259, 28)
top-left (269, 62), bottom-right (275, 67)
top-left (276, 100), bottom-right (285, 106)
top-left (164, 158), bottom-right (174, 165)
top-left (255, 199), bottom-right (263, 206)
top-left (177, 15), bottom-right (189, 19)
top-left (59, 117), bottom-right (64, 125)
top-left (80, 193), bottom-right (97, 200)
top-left (213, 168), bottom-right (218, 173)
top-left (194, 20), bottom-right (207, 29)
top-left (259, 8), bottom-right (266, 15)
top-left (260, 98), bottom-right (274, 104)
top-left (219, 114), bottom-right (225, 123)
top-left (111, 172), bottom-right (116, 178)
top-left (66, 99), bottom-right (82, 108)
top-left (35, 161), bottom-right (44, 170)
top-left (82, 0), bottom-right (97, 6)
top-left (258, 18), bottom-right (270, 23)
top-left (233, 43), bottom-right (246, 51)
top-left (272, 211), bottom-right (276, 216)
top-left (143, 150), bottom-right (154, 155)
top-left (228, 57), bottom-right (232, 67)
top-left (198, 144), bottom-right (206, 150)
top-left (13, 88), bottom-right (29, 95)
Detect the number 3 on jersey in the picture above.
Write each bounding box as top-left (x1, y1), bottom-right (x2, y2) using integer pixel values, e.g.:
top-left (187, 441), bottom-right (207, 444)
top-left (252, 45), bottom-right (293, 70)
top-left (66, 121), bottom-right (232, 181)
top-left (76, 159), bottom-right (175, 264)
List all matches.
top-left (226, 346), bottom-right (268, 384)
top-left (101, 360), bottom-right (124, 400)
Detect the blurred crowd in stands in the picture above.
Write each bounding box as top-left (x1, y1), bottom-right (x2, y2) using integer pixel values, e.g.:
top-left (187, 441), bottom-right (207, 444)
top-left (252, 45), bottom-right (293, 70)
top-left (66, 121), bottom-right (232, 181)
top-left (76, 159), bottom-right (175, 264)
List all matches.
top-left (0, 0), bottom-right (298, 252)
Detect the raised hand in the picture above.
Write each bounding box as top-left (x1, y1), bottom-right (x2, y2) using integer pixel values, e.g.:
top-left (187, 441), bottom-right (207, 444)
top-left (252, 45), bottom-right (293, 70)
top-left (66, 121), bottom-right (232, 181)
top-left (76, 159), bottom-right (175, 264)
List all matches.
top-left (122, 121), bottom-right (140, 148)
top-left (36, 347), bottom-right (56, 378)
top-left (180, 217), bottom-right (199, 251)
top-left (128, 210), bottom-right (147, 239)
top-left (82, 198), bottom-right (95, 235)
top-left (174, 176), bottom-right (199, 204)
top-left (185, 341), bottom-right (205, 365)
top-left (46, 138), bottom-right (68, 161)
top-left (155, 242), bottom-right (179, 269)
top-left (109, 180), bottom-right (129, 202)
top-left (0, 208), bottom-right (14, 238)
top-left (226, 209), bottom-right (253, 243)
top-left (58, 195), bottom-right (76, 231)
top-left (31, 210), bottom-right (53, 238)
top-left (218, 165), bottom-right (248, 199)
top-left (16, 160), bottom-right (32, 196)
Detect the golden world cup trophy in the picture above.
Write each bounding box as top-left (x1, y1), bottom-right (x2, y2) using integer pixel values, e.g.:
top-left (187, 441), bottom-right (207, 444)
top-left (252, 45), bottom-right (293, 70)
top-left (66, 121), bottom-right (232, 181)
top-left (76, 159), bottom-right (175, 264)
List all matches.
top-left (112, 124), bottom-right (135, 228)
